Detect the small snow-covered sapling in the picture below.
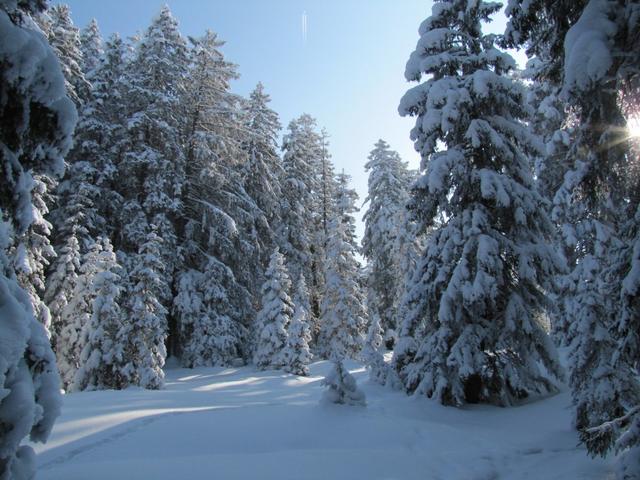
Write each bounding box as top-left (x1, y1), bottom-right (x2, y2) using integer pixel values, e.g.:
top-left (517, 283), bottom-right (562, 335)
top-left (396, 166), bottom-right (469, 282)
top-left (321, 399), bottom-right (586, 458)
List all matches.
top-left (320, 359), bottom-right (366, 406)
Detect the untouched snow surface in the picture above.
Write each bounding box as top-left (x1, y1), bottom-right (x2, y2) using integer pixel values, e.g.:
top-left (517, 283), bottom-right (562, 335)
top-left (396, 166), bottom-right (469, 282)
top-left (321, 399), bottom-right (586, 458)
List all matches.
top-left (34, 360), bottom-right (613, 479)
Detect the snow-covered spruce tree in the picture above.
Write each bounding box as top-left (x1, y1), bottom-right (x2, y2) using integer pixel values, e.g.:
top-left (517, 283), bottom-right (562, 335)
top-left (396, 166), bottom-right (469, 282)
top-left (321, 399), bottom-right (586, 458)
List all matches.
top-left (392, 186), bottom-right (424, 341)
top-left (393, 0), bottom-right (564, 407)
top-left (117, 5), bottom-right (188, 282)
top-left (279, 114), bottom-right (324, 317)
top-left (176, 29), bottom-right (255, 363)
top-left (44, 232), bottom-right (80, 351)
top-left (83, 32), bottom-right (128, 230)
top-left (48, 155), bottom-right (106, 256)
top-left (54, 234), bottom-right (97, 389)
top-left (38, 3), bottom-right (89, 105)
top-left (319, 173), bottom-right (367, 360)
top-left (72, 238), bottom-right (128, 391)
top-left (13, 174), bottom-right (56, 328)
top-left (502, 0), bottom-right (585, 347)
top-left (563, 0), bottom-right (640, 459)
top-left (241, 82), bottom-right (284, 270)
top-left (119, 230), bottom-right (168, 389)
top-left (254, 249), bottom-right (294, 370)
top-left (524, 63), bottom-right (575, 346)
top-left (311, 128), bottom-right (337, 318)
top-left (506, 0), bottom-right (640, 456)
top-left (599, 204), bottom-right (640, 471)
top-left (317, 129), bottom-right (336, 246)
top-left (79, 18), bottom-right (103, 79)
top-left (0, 1), bottom-right (75, 476)
top-left (282, 274), bottom-right (313, 376)
top-left (47, 33), bottom-right (126, 350)
top-left (362, 139), bottom-right (412, 346)
top-left (321, 360), bottom-right (366, 407)
top-left (174, 259), bottom-right (248, 368)
top-left (362, 312), bottom-right (388, 385)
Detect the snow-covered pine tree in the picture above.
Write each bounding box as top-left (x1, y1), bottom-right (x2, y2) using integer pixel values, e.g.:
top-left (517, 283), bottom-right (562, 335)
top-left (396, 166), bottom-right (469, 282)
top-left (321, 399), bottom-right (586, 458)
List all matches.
top-left (524, 62), bottom-right (575, 346)
top-left (279, 114), bottom-right (323, 316)
top-left (47, 32), bottom-right (126, 352)
top-left (73, 238), bottom-right (128, 391)
top-left (317, 129), bottom-right (336, 244)
top-left (117, 5), bottom-right (188, 282)
top-left (362, 139), bottom-right (412, 347)
top-left (282, 274), bottom-right (313, 376)
top-left (49, 156), bottom-right (105, 255)
top-left (310, 128), bottom-right (337, 321)
top-left (174, 260), bottom-right (248, 368)
top-left (119, 230), bottom-right (168, 389)
top-left (362, 312), bottom-right (388, 385)
top-left (319, 173), bottom-right (367, 360)
top-left (394, 0), bottom-right (563, 407)
top-left (506, 0), bottom-right (640, 456)
top-left (56, 239), bottom-right (106, 389)
top-left (85, 32), bottom-right (128, 230)
top-left (606, 191), bottom-right (640, 473)
top-left (176, 29), bottom-right (256, 364)
top-left (254, 249), bottom-right (294, 370)
top-left (241, 82), bottom-right (284, 271)
top-left (321, 360), bottom-right (366, 407)
top-left (39, 3), bottom-right (89, 105)
top-left (0, 1), bottom-right (75, 476)
top-left (45, 232), bottom-right (80, 349)
top-left (13, 175), bottom-right (56, 328)
top-left (79, 18), bottom-right (103, 79)
top-left (562, 1), bottom-right (640, 459)
top-left (502, 0), bottom-right (585, 348)
top-left (392, 188), bottom-right (424, 344)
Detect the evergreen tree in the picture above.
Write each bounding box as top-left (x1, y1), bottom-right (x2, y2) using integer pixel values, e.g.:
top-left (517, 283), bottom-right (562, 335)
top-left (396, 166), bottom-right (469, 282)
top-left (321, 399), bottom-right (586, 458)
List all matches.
top-left (73, 238), bottom-right (128, 391)
top-left (48, 28), bottom-right (122, 262)
top-left (174, 260), bottom-right (248, 367)
top-left (317, 129), bottom-right (336, 245)
top-left (13, 175), bottom-right (56, 328)
top-left (279, 115), bottom-right (323, 313)
top-left (321, 360), bottom-right (366, 407)
top-left (282, 274), bottom-right (313, 376)
top-left (241, 82), bottom-right (284, 271)
top-left (254, 249), bottom-right (294, 370)
top-left (117, 5), bottom-right (188, 281)
top-left (311, 129), bottom-right (337, 323)
top-left (506, 0), bottom-right (640, 456)
top-left (394, 0), bottom-right (563, 406)
top-left (319, 173), bottom-right (367, 360)
top-left (86, 32), bottom-right (128, 232)
top-left (47, 33), bottom-right (126, 353)
top-left (177, 29), bottom-right (256, 363)
top-left (362, 139), bottom-right (411, 346)
top-left (40, 3), bottom-right (89, 105)
top-left (362, 312), bottom-right (388, 385)
top-left (120, 230), bottom-right (168, 389)
top-left (0, 1), bottom-right (75, 476)
top-left (79, 18), bottom-right (103, 79)
top-left (45, 232), bottom-right (80, 350)
top-left (392, 194), bottom-right (424, 342)
top-left (56, 238), bottom-right (102, 389)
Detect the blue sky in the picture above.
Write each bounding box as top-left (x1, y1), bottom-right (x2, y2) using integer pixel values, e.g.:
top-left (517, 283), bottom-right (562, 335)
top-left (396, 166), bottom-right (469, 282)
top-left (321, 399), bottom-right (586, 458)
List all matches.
top-left (62, 0), bottom-right (515, 238)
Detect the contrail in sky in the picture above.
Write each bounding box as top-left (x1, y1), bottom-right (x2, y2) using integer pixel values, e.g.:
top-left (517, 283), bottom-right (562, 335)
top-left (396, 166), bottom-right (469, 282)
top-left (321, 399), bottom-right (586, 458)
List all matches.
top-left (302, 11), bottom-right (308, 43)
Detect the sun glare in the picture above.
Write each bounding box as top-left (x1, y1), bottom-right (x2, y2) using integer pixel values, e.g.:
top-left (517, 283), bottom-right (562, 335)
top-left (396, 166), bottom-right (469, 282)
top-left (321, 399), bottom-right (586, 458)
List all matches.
top-left (628, 115), bottom-right (640, 139)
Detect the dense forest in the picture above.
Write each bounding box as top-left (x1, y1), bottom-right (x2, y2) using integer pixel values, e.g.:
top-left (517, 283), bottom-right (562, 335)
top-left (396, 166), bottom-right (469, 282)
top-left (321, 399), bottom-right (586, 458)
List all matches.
top-left (1, 0), bottom-right (639, 478)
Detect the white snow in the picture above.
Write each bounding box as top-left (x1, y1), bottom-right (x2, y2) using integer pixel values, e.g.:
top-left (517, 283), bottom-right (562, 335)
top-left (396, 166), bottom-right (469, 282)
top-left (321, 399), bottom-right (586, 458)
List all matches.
top-left (562, 0), bottom-right (617, 95)
top-left (34, 359), bottom-right (612, 479)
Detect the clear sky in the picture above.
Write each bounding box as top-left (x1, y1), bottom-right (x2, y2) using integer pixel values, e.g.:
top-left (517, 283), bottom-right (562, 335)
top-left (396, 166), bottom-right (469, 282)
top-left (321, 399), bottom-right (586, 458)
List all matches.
top-left (61, 0), bottom-right (515, 239)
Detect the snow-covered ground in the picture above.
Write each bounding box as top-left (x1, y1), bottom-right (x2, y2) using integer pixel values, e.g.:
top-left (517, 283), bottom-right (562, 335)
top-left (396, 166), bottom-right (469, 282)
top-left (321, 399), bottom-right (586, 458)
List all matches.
top-left (34, 360), bottom-right (613, 479)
